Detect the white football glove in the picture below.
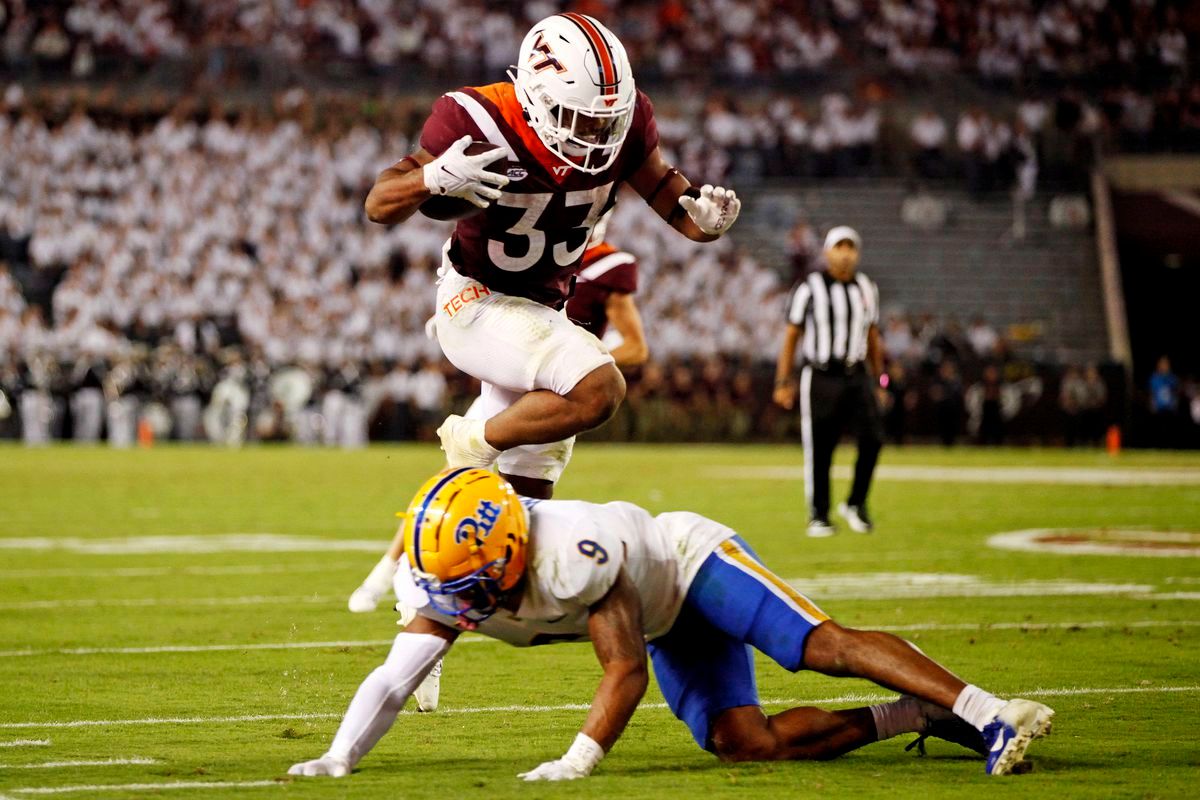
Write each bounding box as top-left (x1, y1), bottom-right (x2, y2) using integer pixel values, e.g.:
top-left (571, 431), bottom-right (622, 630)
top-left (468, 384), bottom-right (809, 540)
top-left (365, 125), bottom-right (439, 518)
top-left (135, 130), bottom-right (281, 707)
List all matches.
top-left (678, 184), bottom-right (740, 236)
top-left (423, 135), bottom-right (509, 209)
top-left (287, 754), bottom-right (350, 778)
top-left (517, 733), bottom-right (603, 782)
top-left (518, 758), bottom-right (589, 782)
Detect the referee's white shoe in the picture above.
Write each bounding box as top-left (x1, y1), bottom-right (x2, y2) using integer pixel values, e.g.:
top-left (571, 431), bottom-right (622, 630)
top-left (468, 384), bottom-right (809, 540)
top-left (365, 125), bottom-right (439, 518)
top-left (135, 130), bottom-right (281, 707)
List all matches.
top-left (838, 502), bottom-right (874, 533)
top-left (807, 518), bottom-right (836, 537)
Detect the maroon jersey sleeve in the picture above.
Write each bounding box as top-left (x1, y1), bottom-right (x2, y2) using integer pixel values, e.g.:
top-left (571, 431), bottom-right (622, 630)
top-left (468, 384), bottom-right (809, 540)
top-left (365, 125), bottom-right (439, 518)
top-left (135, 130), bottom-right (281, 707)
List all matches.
top-left (617, 91), bottom-right (660, 182)
top-left (584, 257), bottom-right (638, 295)
top-left (419, 93), bottom-right (485, 156)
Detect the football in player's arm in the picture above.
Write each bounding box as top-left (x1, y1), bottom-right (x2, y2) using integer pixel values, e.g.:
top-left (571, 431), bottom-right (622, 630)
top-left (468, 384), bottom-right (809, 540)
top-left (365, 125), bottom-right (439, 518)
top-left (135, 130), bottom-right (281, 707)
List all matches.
top-left (291, 469), bottom-right (1054, 781)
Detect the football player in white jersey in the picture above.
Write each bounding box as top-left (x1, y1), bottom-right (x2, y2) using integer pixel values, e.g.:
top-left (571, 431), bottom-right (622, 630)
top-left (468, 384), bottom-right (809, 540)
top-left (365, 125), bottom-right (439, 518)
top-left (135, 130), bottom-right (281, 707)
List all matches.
top-left (289, 469), bottom-right (1054, 780)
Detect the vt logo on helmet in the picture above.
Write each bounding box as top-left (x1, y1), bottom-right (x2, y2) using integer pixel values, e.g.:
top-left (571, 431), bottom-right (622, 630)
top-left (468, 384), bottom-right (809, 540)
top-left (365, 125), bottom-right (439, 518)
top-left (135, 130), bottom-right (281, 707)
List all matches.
top-left (508, 13), bottom-right (637, 175)
top-left (401, 468), bottom-right (529, 627)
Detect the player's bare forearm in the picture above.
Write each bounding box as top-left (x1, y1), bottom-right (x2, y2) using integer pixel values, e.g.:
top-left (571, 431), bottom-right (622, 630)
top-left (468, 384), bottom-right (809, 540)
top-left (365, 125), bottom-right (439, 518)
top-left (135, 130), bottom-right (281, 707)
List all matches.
top-left (364, 150), bottom-right (434, 225)
top-left (628, 148), bottom-right (720, 242)
top-left (583, 569), bottom-right (649, 751)
top-left (605, 293), bottom-right (649, 366)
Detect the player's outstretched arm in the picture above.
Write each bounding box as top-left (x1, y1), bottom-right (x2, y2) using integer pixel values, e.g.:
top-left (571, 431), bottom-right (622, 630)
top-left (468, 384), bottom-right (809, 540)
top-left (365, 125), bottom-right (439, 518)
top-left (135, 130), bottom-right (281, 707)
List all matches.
top-left (288, 616), bottom-right (458, 778)
top-left (519, 569), bottom-right (647, 781)
top-left (365, 136), bottom-right (509, 225)
top-left (628, 147), bottom-right (740, 242)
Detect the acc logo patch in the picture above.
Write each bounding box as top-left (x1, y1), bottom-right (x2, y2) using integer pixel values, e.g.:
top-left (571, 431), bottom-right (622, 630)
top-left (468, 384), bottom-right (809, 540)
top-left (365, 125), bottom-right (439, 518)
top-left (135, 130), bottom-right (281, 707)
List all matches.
top-left (454, 499), bottom-right (503, 544)
top-left (507, 167), bottom-right (528, 181)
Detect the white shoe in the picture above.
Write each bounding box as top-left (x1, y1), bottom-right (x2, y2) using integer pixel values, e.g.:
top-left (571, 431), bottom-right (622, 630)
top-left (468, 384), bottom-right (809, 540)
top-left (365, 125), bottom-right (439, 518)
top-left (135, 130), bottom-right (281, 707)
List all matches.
top-left (414, 658), bottom-right (443, 712)
top-left (436, 414), bottom-right (500, 469)
top-left (982, 699), bottom-right (1055, 775)
top-left (347, 556), bottom-right (398, 613)
top-left (807, 518), bottom-right (836, 537)
top-left (837, 502), bottom-right (873, 533)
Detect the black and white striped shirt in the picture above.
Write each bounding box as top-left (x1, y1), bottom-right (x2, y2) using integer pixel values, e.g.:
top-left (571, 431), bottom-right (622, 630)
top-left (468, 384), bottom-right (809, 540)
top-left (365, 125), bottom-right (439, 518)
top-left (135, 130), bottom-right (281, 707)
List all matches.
top-left (786, 270), bottom-right (880, 369)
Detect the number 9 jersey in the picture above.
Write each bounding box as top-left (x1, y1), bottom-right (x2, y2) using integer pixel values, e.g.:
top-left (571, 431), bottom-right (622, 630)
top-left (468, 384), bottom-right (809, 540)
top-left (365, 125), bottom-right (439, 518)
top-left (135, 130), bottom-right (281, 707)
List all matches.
top-left (419, 82), bottom-right (660, 308)
top-left (397, 498), bottom-right (736, 648)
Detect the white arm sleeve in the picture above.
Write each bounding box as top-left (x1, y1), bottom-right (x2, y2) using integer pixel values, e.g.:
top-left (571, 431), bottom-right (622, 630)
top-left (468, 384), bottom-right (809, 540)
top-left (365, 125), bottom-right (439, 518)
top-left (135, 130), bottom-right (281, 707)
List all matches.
top-left (324, 632), bottom-right (451, 768)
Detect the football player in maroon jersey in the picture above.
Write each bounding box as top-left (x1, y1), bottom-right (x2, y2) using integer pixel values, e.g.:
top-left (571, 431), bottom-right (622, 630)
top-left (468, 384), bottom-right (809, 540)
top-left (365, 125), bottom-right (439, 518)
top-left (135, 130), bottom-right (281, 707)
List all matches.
top-left (364, 12), bottom-right (738, 500)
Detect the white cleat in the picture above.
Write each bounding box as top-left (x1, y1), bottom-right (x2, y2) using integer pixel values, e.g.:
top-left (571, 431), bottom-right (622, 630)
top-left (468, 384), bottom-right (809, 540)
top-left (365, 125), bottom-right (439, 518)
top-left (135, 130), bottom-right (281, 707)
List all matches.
top-left (983, 699), bottom-right (1055, 775)
top-left (436, 414), bottom-right (499, 469)
top-left (347, 556), bottom-right (398, 613)
top-left (347, 584), bottom-right (385, 613)
top-left (414, 658), bottom-right (443, 712)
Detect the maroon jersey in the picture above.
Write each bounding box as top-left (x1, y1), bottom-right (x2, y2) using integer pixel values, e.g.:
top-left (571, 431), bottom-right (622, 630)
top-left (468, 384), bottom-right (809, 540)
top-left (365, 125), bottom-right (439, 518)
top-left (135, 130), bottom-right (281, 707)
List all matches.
top-left (419, 81), bottom-right (658, 307)
top-left (565, 242), bottom-right (639, 339)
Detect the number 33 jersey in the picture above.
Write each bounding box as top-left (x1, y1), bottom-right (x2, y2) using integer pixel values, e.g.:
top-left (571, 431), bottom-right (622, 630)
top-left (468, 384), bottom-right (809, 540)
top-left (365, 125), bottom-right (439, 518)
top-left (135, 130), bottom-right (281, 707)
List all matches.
top-left (419, 82), bottom-right (659, 308)
top-left (405, 499), bottom-right (735, 647)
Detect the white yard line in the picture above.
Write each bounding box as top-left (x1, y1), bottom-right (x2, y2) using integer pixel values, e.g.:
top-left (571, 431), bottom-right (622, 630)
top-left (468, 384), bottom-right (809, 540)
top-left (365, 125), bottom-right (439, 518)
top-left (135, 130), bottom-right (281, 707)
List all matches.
top-left (1, 685), bottom-right (1196, 732)
top-left (6, 780), bottom-right (279, 795)
top-left (0, 639), bottom-right (396, 659)
top-left (0, 596), bottom-right (337, 612)
top-left (0, 741), bottom-right (50, 749)
top-left (0, 757), bottom-right (156, 769)
top-left (4, 618), bottom-right (1196, 660)
top-left (706, 464), bottom-right (1200, 486)
top-left (0, 535), bottom-right (382, 555)
top-left (0, 564), bottom-right (367, 580)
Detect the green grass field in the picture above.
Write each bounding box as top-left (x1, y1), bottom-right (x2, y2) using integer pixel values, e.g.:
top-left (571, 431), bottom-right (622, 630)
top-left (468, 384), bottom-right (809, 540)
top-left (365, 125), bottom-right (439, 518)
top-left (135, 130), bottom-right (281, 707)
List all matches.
top-left (1, 444), bottom-right (1198, 799)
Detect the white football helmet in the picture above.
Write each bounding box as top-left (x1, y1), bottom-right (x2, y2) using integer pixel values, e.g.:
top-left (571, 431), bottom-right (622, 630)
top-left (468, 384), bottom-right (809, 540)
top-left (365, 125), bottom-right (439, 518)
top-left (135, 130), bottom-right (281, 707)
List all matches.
top-left (509, 14), bottom-right (637, 175)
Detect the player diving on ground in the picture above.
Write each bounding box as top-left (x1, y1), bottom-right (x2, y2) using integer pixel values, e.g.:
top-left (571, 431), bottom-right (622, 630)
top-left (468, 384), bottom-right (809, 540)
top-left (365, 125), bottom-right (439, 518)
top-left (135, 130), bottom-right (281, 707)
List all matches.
top-left (290, 469), bottom-right (1054, 781)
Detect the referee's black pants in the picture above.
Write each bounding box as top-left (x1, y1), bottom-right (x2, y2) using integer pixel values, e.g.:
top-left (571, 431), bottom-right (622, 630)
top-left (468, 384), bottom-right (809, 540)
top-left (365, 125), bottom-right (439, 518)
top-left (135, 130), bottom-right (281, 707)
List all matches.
top-left (799, 364), bottom-right (884, 521)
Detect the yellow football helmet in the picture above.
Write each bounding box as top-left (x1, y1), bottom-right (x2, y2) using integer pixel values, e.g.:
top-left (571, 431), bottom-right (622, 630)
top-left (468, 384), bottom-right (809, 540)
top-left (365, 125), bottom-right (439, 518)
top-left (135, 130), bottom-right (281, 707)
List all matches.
top-left (400, 468), bottom-right (529, 623)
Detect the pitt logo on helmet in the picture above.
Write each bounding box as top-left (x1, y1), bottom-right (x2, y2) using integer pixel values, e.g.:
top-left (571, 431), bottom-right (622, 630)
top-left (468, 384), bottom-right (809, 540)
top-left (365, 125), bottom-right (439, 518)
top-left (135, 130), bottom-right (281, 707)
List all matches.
top-left (400, 468), bottom-right (529, 624)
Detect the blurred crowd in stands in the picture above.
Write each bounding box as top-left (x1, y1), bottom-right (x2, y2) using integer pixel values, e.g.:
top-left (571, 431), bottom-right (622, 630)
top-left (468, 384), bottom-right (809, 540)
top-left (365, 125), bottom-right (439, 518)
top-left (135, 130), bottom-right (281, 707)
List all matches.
top-left (2, 1), bottom-right (1192, 87)
top-left (1, 2), bottom-right (1197, 448)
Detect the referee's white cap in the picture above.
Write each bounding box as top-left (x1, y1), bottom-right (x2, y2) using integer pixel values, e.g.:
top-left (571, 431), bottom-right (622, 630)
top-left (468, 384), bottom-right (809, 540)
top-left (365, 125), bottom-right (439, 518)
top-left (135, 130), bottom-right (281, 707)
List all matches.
top-left (823, 225), bottom-right (862, 251)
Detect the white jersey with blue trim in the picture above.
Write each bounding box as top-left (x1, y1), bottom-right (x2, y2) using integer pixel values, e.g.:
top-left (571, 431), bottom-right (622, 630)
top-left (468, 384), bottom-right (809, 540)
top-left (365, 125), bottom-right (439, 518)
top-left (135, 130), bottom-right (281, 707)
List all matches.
top-left (401, 499), bottom-right (736, 646)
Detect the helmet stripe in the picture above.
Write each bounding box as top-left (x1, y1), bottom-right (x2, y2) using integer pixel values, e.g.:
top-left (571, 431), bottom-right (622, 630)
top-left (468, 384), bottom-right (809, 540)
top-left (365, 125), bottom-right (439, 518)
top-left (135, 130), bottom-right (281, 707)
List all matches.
top-left (560, 13), bottom-right (617, 91)
top-left (410, 467), bottom-right (472, 573)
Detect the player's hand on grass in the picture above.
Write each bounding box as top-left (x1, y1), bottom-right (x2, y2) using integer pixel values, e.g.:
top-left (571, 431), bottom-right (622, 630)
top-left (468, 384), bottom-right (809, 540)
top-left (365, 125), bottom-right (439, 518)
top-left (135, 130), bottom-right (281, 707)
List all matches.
top-left (517, 758), bottom-right (589, 781)
top-left (518, 734), bottom-right (602, 781)
top-left (423, 135), bottom-right (509, 208)
top-left (678, 184), bottom-right (740, 236)
top-left (288, 754), bottom-right (350, 778)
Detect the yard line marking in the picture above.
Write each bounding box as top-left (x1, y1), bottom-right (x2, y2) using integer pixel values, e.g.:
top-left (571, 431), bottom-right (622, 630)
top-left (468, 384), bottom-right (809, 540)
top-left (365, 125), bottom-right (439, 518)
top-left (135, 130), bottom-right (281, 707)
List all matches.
top-left (0, 534), bottom-right (382, 555)
top-left (0, 595), bottom-right (338, 612)
top-left (0, 757), bottom-right (156, 769)
top-left (0, 639), bottom-right (397, 659)
top-left (0, 563), bottom-right (368, 580)
top-left (0, 713), bottom-right (344, 730)
top-left (6, 780), bottom-right (279, 795)
top-left (706, 464), bottom-right (1200, 486)
top-left (3, 619), bottom-right (1195, 660)
top-left (784, 571), bottom-right (1158, 599)
top-left (2, 685), bottom-right (1196, 730)
top-left (0, 741), bottom-right (50, 749)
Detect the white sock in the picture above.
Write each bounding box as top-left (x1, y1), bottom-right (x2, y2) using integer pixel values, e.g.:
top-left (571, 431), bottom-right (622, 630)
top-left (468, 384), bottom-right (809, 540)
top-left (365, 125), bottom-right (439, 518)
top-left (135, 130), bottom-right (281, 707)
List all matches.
top-left (869, 697), bottom-right (925, 741)
top-left (952, 684), bottom-right (1007, 731)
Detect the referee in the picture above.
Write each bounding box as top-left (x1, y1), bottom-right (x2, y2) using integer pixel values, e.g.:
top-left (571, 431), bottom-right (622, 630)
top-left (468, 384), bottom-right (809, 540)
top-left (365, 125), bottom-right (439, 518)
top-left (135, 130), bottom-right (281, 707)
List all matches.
top-left (773, 226), bottom-right (885, 537)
